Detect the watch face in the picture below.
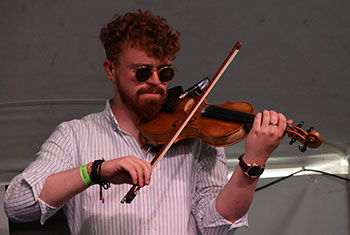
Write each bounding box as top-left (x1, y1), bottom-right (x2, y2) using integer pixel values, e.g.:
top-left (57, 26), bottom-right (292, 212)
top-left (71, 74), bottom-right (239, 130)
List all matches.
top-left (248, 166), bottom-right (264, 176)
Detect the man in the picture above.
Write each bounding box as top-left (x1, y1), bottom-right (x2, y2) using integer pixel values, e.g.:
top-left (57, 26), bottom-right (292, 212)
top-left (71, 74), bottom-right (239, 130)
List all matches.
top-left (5, 11), bottom-right (289, 234)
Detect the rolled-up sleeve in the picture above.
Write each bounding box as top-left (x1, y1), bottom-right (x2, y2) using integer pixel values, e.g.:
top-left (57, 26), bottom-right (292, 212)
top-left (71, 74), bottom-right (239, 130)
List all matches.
top-left (192, 145), bottom-right (248, 234)
top-left (4, 123), bottom-right (73, 224)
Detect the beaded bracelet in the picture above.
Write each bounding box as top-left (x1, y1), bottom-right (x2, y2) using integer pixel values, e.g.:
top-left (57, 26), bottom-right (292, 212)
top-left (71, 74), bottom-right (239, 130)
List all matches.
top-left (80, 163), bottom-right (94, 186)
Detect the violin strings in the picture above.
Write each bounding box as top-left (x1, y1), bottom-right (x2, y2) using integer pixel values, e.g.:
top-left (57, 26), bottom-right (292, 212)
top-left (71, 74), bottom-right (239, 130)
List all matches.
top-left (200, 104), bottom-right (255, 123)
top-left (198, 103), bottom-right (242, 118)
top-left (198, 104), bottom-right (229, 118)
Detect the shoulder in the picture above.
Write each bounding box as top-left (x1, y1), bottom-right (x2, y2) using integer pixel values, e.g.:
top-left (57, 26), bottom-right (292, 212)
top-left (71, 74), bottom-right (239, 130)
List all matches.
top-left (48, 107), bottom-right (112, 143)
top-left (62, 108), bottom-right (110, 130)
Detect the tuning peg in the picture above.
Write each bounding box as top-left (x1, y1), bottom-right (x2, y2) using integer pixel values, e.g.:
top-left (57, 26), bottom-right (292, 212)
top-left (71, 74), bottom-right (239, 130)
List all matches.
top-left (299, 143), bottom-right (307, 152)
top-left (297, 121), bottom-right (304, 128)
top-left (297, 126), bottom-right (314, 152)
top-left (289, 137), bottom-right (297, 145)
top-left (306, 126), bottom-right (314, 132)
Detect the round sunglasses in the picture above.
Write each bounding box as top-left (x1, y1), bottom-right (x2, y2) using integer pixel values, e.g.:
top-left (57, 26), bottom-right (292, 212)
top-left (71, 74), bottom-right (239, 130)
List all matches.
top-left (129, 65), bottom-right (178, 82)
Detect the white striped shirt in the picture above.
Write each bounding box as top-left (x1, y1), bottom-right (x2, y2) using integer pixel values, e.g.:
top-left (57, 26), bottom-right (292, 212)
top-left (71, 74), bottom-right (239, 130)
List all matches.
top-left (5, 101), bottom-right (247, 234)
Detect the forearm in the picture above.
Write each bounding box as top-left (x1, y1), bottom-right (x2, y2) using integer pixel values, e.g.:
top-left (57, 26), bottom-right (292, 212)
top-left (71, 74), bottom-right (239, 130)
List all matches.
top-left (216, 111), bottom-right (289, 222)
top-left (39, 156), bottom-right (152, 208)
top-left (39, 167), bottom-right (88, 208)
top-left (5, 175), bottom-right (42, 222)
top-left (216, 165), bottom-right (259, 223)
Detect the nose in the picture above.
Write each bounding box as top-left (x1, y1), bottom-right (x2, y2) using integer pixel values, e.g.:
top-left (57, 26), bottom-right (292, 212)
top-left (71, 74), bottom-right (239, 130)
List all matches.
top-left (146, 71), bottom-right (162, 85)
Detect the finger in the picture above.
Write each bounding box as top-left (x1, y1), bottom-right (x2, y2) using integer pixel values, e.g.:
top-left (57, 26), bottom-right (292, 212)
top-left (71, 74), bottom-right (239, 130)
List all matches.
top-left (130, 160), bottom-right (146, 188)
top-left (252, 112), bottom-right (262, 131)
top-left (122, 164), bottom-right (139, 185)
top-left (141, 162), bottom-right (152, 185)
top-left (268, 110), bottom-right (278, 127)
top-left (261, 110), bottom-right (270, 129)
top-left (277, 113), bottom-right (287, 134)
top-left (133, 159), bottom-right (152, 187)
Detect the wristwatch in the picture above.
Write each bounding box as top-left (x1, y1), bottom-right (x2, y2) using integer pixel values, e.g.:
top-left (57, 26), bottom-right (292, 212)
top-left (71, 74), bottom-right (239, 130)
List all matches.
top-left (238, 154), bottom-right (265, 179)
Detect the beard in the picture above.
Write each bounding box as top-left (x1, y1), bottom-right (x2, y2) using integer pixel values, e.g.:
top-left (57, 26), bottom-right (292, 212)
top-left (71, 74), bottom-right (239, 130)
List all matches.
top-left (115, 79), bottom-right (167, 122)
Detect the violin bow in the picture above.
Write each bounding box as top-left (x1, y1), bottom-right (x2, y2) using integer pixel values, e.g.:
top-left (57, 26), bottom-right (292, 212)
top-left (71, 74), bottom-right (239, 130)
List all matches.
top-left (121, 42), bottom-right (242, 204)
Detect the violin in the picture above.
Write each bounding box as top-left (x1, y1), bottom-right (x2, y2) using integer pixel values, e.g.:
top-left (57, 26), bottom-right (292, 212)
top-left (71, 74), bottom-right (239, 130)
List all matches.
top-left (140, 96), bottom-right (322, 152)
top-left (121, 41), bottom-right (322, 204)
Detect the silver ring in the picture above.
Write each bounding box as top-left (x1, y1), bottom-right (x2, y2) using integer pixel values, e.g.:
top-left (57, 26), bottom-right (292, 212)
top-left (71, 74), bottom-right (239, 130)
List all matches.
top-left (269, 122), bottom-right (278, 126)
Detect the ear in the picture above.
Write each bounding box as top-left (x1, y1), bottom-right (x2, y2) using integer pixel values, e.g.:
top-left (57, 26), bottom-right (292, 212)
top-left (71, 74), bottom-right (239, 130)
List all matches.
top-left (103, 59), bottom-right (115, 83)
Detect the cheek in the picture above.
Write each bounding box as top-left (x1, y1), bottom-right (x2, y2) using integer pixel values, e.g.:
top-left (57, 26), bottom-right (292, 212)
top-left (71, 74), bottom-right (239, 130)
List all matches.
top-left (159, 83), bottom-right (168, 93)
top-left (116, 75), bottom-right (136, 92)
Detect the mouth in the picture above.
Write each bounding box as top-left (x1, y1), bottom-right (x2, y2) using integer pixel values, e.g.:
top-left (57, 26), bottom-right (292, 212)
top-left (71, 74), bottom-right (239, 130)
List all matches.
top-left (137, 87), bottom-right (165, 98)
top-left (139, 92), bottom-right (163, 100)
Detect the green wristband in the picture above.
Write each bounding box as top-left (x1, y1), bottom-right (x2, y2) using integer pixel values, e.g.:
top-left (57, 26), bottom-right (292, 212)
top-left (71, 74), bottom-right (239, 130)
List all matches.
top-left (80, 164), bottom-right (94, 186)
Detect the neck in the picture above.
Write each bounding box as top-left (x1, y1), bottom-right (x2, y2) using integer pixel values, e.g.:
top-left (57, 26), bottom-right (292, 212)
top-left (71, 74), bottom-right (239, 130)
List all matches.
top-left (110, 99), bottom-right (142, 143)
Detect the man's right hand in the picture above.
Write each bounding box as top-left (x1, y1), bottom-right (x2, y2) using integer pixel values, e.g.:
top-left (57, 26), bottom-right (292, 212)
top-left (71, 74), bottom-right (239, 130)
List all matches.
top-left (101, 156), bottom-right (152, 188)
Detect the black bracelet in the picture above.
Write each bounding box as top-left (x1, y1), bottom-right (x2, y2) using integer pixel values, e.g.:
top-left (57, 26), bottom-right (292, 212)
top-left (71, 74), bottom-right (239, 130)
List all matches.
top-left (90, 159), bottom-right (102, 184)
top-left (98, 160), bottom-right (110, 190)
top-left (90, 158), bottom-right (110, 203)
top-left (90, 159), bottom-right (110, 189)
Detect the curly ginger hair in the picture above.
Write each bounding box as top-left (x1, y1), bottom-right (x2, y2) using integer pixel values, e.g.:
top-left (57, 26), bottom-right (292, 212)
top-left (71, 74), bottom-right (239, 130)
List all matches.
top-left (100, 10), bottom-right (181, 62)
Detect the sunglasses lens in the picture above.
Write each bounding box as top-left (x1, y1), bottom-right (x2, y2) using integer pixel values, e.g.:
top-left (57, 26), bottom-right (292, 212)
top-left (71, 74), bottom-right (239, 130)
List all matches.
top-left (135, 68), bottom-right (152, 82)
top-left (159, 68), bottom-right (175, 82)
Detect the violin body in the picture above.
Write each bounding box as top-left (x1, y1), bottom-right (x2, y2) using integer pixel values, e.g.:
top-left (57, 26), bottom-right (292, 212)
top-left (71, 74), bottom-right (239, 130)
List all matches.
top-left (140, 96), bottom-right (322, 151)
top-left (140, 97), bottom-right (255, 147)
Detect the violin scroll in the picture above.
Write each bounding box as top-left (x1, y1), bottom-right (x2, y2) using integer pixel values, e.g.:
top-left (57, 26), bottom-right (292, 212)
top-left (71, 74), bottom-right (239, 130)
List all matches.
top-left (286, 121), bottom-right (322, 152)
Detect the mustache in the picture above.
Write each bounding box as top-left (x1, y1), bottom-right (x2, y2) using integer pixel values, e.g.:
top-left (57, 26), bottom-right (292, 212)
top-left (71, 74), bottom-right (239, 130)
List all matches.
top-left (137, 86), bottom-right (166, 95)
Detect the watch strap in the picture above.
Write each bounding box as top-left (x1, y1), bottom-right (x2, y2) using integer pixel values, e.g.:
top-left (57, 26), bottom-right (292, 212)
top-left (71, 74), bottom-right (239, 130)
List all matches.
top-left (238, 154), bottom-right (265, 179)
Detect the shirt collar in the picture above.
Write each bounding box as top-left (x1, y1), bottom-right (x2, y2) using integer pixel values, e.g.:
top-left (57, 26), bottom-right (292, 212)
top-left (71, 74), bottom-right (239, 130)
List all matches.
top-left (104, 99), bottom-right (120, 130)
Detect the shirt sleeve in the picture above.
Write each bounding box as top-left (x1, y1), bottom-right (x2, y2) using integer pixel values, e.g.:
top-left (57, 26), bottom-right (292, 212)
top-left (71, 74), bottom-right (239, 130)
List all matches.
top-left (4, 123), bottom-right (73, 224)
top-left (192, 144), bottom-right (248, 234)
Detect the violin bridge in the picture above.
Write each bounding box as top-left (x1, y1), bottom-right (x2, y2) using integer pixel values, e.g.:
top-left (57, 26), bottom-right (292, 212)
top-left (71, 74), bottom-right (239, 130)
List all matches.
top-left (184, 98), bottom-right (195, 113)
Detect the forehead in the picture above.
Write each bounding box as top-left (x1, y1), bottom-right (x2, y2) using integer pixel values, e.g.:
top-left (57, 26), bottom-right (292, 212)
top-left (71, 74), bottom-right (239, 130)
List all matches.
top-left (119, 45), bottom-right (171, 66)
